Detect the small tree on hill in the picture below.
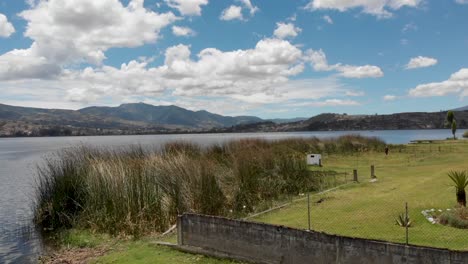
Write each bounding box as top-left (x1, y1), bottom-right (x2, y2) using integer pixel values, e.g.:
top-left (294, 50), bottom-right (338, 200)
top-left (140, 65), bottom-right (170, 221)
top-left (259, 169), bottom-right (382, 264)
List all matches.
top-left (447, 111), bottom-right (455, 124)
top-left (452, 120), bottom-right (457, 140)
top-left (447, 111), bottom-right (456, 139)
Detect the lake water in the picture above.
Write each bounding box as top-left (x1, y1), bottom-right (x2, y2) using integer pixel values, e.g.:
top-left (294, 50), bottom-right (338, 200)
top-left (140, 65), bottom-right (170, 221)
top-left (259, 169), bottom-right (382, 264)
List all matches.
top-left (0, 129), bottom-right (466, 263)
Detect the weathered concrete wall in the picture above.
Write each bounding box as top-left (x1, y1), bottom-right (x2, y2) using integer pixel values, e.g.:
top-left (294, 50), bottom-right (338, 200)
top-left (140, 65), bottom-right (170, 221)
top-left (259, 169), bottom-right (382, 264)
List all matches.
top-left (178, 214), bottom-right (468, 264)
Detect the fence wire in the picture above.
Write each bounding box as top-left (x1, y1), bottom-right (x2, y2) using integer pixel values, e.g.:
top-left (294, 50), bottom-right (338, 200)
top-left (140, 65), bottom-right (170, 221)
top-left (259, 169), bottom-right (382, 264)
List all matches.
top-left (257, 141), bottom-right (468, 251)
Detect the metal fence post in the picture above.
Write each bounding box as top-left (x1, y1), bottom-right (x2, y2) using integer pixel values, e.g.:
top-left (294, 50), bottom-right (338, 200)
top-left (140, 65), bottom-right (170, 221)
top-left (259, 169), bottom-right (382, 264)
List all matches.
top-left (307, 193), bottom-right (311, 231)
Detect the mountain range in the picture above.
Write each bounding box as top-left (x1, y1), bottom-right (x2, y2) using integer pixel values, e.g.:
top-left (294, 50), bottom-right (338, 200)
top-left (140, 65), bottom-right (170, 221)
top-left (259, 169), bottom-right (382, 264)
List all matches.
top-left (454, 105), bottom-right (468, 111)
top-left (218, 111), bottom-right (468, 133)
top-left (0, 102), bottom-right (467, 137)
top-left (0, 103), bottom-right (265, 136)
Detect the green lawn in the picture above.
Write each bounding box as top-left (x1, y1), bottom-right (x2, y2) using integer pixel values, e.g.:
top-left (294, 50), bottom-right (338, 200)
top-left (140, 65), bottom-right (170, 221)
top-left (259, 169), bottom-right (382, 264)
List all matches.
top-left (48, 230), bottom-right (243, 264)
top-left (94, 242), bottom-right (241, 264)
top-left (253, 140), bottom-right (468, 250)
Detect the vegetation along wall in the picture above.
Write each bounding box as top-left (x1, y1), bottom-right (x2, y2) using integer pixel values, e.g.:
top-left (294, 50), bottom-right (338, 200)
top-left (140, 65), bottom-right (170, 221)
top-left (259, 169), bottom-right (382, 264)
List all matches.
top-left (177, 214), bottom-right (468, 264)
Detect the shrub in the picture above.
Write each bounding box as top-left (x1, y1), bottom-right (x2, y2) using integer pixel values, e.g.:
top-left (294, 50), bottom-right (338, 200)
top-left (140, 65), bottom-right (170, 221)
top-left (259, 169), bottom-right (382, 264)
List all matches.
top-left (463, 131), bottom-right (468, 138)
top-left (395, 213), bottom-right (412, 227)
top-left (439, 207), bottom-right (468, 229)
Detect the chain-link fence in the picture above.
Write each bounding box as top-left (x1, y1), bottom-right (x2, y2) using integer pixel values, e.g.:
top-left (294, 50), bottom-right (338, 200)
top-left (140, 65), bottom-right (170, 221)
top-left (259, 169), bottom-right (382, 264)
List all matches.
top-left (254, 140), bottom-right (468, 250)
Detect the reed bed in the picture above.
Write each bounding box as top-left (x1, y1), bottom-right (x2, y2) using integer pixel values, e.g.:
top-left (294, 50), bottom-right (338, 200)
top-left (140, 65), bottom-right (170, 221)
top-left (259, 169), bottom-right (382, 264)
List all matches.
top-left (34, 135), bottom-right (385, 237)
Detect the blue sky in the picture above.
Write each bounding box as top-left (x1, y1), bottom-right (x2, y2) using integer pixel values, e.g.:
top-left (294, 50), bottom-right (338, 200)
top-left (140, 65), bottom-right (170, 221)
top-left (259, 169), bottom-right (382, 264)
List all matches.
top-left (0, 0), bottom-right (467, 118)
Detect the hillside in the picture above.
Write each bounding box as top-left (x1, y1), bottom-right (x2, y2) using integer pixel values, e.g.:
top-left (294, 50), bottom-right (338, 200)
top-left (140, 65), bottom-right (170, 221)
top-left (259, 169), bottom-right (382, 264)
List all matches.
top-left (301, 111), bottom-right (468, 130)
top-left (0, 103), bottom-right (261, 136)
top-left (219, 111), bottom-right (468, 133)
top-left (2, 102), bottom-right (468, 137)
top-left (78, 103), bottom-right (262, 128)
top-left (453, 105), bottom-right (468, 111)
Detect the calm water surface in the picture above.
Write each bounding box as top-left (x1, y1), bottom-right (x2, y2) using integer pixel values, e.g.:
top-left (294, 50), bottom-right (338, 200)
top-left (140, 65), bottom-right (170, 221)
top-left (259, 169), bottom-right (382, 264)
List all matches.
top-left (0, 129), bottom-right (466, 263)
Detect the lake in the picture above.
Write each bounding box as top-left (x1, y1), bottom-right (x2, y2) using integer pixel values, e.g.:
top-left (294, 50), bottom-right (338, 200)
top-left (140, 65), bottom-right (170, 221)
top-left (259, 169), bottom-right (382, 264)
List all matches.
top-left (0, 129), bottom-right (466, 263)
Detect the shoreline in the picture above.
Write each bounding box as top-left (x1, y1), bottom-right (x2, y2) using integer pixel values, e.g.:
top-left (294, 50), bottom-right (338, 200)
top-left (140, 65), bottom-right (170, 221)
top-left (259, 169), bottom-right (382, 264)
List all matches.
top-left (0, 128), bottom-right (467, 139)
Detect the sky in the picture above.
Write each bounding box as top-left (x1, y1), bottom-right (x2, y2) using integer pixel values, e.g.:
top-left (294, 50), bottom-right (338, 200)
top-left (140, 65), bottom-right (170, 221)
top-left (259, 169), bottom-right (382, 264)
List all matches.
top-left (0, 0), bottom-right (467, 119)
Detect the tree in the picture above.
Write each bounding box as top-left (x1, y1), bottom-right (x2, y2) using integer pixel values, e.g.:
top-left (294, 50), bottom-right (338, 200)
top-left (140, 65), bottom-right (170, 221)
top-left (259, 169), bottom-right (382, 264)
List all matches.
top-left (447, 111), bottom-right (456, 139)
top-left (447, 111), bottom-right (455, 124)
top-left (452, 120), bottom-right (457, 140)
top-left (448, 170), bottom-right (468, 207)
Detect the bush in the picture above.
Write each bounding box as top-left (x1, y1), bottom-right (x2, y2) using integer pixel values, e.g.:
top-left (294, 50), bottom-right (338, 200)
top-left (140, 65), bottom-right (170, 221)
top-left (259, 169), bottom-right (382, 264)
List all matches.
top-left (463, 131), bottom-right (468, 138)
top-left (439, 207), bottom-right (468, 229)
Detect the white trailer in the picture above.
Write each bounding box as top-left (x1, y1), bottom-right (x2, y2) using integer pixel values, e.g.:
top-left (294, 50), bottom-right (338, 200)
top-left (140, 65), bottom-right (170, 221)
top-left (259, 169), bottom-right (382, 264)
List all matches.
top-left (306, 154), bottom-right (322, 166)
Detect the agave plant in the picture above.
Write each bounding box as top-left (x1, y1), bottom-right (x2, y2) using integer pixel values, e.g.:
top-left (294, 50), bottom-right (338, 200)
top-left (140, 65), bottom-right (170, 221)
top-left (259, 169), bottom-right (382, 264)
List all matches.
top-left (448, 170), bottom-right (468, 207)
top-left (395, 213), bottom-right (411, 227)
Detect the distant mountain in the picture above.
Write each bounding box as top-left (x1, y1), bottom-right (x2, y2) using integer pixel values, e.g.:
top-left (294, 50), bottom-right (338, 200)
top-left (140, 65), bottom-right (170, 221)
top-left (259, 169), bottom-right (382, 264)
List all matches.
top-left (219, 111), bottom-right (468, 133)
top-left (300, 112), bottom-right (467, 131)
top-left (3, 102), bottom-right (468, 137)
top-left (0, 103), bottom-right (262, 137)
top-left (453, 105), bottom-right (468, 111)
top-left (79, 103), bottom-right (262, 128)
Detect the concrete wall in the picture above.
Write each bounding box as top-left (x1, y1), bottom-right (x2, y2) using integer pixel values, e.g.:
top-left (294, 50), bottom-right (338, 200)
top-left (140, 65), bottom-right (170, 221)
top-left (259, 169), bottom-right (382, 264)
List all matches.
top-left (177, 213), bottom-right (468, 264)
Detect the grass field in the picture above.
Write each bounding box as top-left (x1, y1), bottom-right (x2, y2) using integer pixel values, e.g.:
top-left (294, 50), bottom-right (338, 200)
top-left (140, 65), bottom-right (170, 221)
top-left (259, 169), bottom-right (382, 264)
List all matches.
top-left (44, 230), bottom-right (243, 264)
top-left (253, 140), bottom-right (468, 250)
top-left (94, 242), bottom-right (241, 264)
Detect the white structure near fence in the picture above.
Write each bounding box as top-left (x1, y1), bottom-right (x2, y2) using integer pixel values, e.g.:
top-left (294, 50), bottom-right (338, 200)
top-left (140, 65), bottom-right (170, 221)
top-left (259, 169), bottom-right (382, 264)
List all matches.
top-left (306, 154), bottom-right (322, 166)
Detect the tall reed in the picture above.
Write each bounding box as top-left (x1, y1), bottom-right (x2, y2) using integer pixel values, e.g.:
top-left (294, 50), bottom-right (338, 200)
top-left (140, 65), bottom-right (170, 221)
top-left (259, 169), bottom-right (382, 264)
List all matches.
top-left (34, 135), bottom-right (385, 236)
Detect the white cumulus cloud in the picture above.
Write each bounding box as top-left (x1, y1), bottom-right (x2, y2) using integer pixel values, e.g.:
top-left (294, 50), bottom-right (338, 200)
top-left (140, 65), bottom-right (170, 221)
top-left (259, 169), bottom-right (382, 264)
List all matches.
top-left (305, 49), bottom-right (384, 78)
top-left (62, 60), bottom-right (166, 102)
top-left (406, 56), bottom-right (438, 69)
top-left (409, 68), bottom-right (468, 97)
top-left (19, 0), bottom-right (178, 65)
top-left (239, 0), bottom-right (259, 15)
top-left (0, 43), bottom-right (61, 80)
top-left (165, 0), bottom-right (209, 16)
top-left (0, 13), bottom-right (15, 37)
top-left (383, 95), bottom-right (397, 101)
top-left (309, 99), bottom-right (360, 107)
top-left (305, 0), bottom-right (422, 18)
top-left (0, 0), bottom-right (178, 80)
top-left (172, 26), bottom-right (196, 37)
top-left (220, 5), bottom-right (244, 21)
top-left (337, 65), bottom-right (384, 78)
top-left (220, 1), bottom-right (259, 21)
top-left (63, 38), bottom-right (304, 103)
top-left (273, 22), bottom-right (302, 39)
